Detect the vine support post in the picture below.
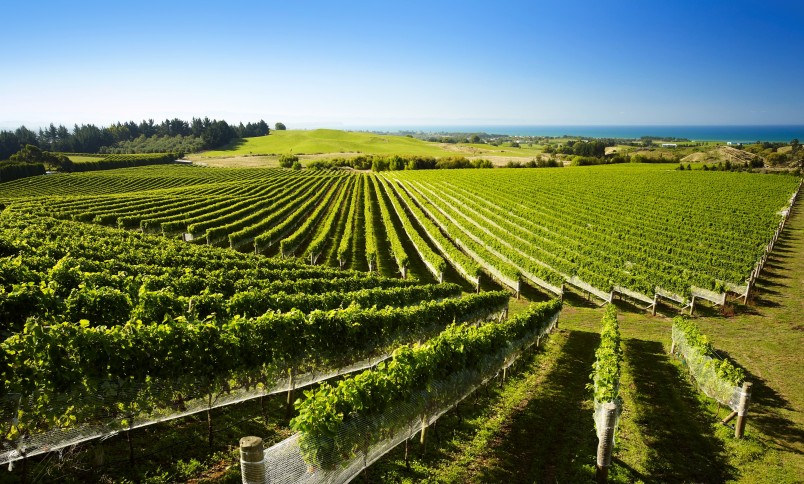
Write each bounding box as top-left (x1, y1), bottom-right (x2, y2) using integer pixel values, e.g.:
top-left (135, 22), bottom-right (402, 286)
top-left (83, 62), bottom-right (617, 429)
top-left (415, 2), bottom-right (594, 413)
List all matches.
top-left (207, 391), bottom-right (214, 448)
top-left (689, 296), bottom-right (696, 316)
top-left (596, 402), bottom-right (617, 484)
top-left (19, 449), bottom-right (27, 484)
top-left (93, 441), bottom-right (105, 468)
top-left (735, 381), bottom-right (753, 439)
top-left (651, 294), bottom-right (658, 316)
top-left (420, 415), bottom-right (428, 446)
top-left (559, 283), bottom-right (565, 303)
top-left (286, 367), bottom-right (296, 419)
top-left (240, 436), bottom-right (265, 484)
top-left (127, 415), bottom-right (135, 467)
top-left (670, 338), bottom-right (676, 356)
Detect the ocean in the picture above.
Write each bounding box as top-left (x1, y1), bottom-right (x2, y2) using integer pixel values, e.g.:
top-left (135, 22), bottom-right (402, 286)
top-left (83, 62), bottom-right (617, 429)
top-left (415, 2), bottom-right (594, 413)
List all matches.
top-left (347, 125), bottom-right (804, 143)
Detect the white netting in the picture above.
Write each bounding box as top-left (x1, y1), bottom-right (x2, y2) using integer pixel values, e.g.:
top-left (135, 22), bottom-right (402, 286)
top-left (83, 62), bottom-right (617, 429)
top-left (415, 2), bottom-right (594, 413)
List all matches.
top-left (567, 276), bottom-right (611, 303)
top-left (671, 325), bottom-right (741, 410)
top-left (593, 399), bottom-right (621, 468)
top-left (593, 400), bottom-right (622, 447)
top-left (254, 313), bottom-right (559, 484)
top-left (612, 285), bottom-right (654, 305)
top-left (690, 286), bottom-right (726, 306)
top-left (0, 306), bottom-right (508, 465)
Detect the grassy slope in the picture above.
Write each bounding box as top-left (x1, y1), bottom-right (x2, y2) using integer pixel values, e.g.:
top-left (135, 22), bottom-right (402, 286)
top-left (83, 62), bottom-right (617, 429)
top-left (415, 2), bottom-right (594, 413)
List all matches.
top-left (193, 129), bottom-right (543, 159)
top-left (67, 155), bottom-right (106, 163)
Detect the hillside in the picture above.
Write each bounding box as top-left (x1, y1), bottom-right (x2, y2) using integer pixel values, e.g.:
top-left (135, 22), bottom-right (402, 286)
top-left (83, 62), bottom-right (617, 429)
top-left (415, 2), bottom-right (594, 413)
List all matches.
top-left (188, 129), bottom-right (543, 166)
top-left (682, 145), bottom-right (763, 165)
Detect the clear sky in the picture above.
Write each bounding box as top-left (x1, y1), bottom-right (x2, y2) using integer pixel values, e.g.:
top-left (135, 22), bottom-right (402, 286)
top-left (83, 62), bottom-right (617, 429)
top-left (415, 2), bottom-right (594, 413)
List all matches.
top-left (2, 0), bottom-right (803, 128)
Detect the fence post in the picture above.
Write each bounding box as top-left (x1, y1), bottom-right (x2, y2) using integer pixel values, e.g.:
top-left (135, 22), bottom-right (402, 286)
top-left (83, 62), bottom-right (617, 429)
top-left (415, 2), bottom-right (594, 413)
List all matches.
top-left (240, 436), bottom-right (265, 484)
top-left (735, 382), bottom-right (753, 439)
top-left (596, 402), bottom-right (617, 483)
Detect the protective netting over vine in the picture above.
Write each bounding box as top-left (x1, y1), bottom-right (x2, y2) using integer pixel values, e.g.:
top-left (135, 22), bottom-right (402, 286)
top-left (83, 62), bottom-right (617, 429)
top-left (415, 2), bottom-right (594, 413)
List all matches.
top-left (251, 312), bottom-right (559, 484)
top-left (0, 353), bottom-right (386, 466)
top-left (672, 325), bottom-right (742, 411)
top-left (0, 306), bottom-right (508, 465)
top-left (593, 400), bottom-right (622, 447)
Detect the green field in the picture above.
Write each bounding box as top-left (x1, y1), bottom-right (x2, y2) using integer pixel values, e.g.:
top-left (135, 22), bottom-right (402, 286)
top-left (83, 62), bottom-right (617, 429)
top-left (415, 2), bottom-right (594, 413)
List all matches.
top-left (192, 129), bottom-right (544, 160)
top-left (0, 163), bottom-right (801, 482)
top-left (67, 155), bottom-right (106, 163)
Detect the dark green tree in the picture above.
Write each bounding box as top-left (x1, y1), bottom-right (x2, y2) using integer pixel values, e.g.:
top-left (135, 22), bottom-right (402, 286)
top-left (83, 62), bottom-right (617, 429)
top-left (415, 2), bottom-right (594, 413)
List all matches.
top-left (278, 154), bottom-right (298, 168)
top-left (201, 120), bottom-right (235, 149)
top-left (275, 122), bottom-right (287, 130)
top-left (9, 144), bottom-right (71, 171)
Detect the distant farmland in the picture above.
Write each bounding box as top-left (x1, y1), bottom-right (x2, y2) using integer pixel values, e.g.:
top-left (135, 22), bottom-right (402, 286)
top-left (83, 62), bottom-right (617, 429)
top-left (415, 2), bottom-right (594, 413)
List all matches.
top-left (192, 128), bottom-right (543, 160)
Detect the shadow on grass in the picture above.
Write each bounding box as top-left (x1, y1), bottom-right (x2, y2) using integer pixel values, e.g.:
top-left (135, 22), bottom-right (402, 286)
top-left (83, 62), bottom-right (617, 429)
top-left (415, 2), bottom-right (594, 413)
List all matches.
top-left (518, 281), bottom-right (553, 303)
top-left (213, 138), bottom-right (249, 153)
top-left (471, 330), bottom-right (600, 483)
top-left (562, 289), bottom-right (602, 309)
top-left (624, 339), bottom-right (735, 482)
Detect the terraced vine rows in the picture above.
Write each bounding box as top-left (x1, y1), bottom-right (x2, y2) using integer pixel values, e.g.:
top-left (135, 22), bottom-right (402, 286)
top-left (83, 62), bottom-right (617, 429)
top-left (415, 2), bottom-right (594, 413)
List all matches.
top-left (4, 164), bottom-right (799, 301)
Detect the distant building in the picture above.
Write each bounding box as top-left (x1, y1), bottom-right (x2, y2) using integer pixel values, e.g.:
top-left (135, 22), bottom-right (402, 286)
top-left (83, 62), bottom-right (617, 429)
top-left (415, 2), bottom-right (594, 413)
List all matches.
top-left (661, 143), bottom-right (677, 148)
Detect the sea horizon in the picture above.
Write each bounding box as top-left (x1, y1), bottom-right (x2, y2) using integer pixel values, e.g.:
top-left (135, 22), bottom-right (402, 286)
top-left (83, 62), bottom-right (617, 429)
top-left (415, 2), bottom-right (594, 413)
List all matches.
top-left (342, 124), bottom-right (804, 143)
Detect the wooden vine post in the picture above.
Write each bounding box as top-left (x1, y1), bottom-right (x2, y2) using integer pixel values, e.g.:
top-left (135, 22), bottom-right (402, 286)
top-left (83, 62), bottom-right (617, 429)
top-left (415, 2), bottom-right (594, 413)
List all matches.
top-left (735, 381), bottom-right (753, 439)
top-left (721, 381), bottom-right (753, 439)
top-left (286, 367), bottom-right (296, 419)
top-left (240, 436), bottom-right (265, 484)
top-left (596, 402), bottom-right (617, 483)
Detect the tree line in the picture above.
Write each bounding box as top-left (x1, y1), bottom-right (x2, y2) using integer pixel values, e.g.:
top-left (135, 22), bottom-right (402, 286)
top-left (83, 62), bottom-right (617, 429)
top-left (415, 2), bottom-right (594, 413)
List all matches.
top-left (306, 154), bottom-right (494, 171)
top-left (0, 118), bottom-right (271, 160)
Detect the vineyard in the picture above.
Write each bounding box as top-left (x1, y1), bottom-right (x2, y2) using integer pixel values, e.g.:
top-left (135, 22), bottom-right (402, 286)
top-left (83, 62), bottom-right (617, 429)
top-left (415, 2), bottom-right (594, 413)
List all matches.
top-left (3, 164), bottom-right (799, 303)
top-left (0, 162), bottom-right (801, 482)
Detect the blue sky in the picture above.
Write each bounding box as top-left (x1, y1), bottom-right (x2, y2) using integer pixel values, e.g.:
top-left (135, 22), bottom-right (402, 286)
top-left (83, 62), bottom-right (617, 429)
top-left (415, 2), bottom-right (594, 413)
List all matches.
top-left (2, 0), bottom-right (803, 128)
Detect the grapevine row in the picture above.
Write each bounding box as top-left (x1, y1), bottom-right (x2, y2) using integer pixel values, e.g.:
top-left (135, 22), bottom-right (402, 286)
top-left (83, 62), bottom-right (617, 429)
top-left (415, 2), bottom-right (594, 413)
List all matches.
top-left (370, 174), bottom-right (410, 278)
top-left (377, 175), bottom-right (446, 281)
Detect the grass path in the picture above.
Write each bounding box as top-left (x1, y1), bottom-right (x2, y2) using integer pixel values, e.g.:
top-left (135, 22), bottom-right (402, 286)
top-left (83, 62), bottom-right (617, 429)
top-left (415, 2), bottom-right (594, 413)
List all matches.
top-left (465, 330), bottom-right (599, 483)
top-left (615, 338), bottom-right (734, 481)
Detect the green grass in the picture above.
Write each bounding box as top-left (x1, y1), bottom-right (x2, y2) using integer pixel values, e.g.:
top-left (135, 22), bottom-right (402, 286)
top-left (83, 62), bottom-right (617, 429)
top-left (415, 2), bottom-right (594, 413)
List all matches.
top-left (194, 129), bottom-right (544, 159)
top-left (68, 155), bottom-right (107, 163)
